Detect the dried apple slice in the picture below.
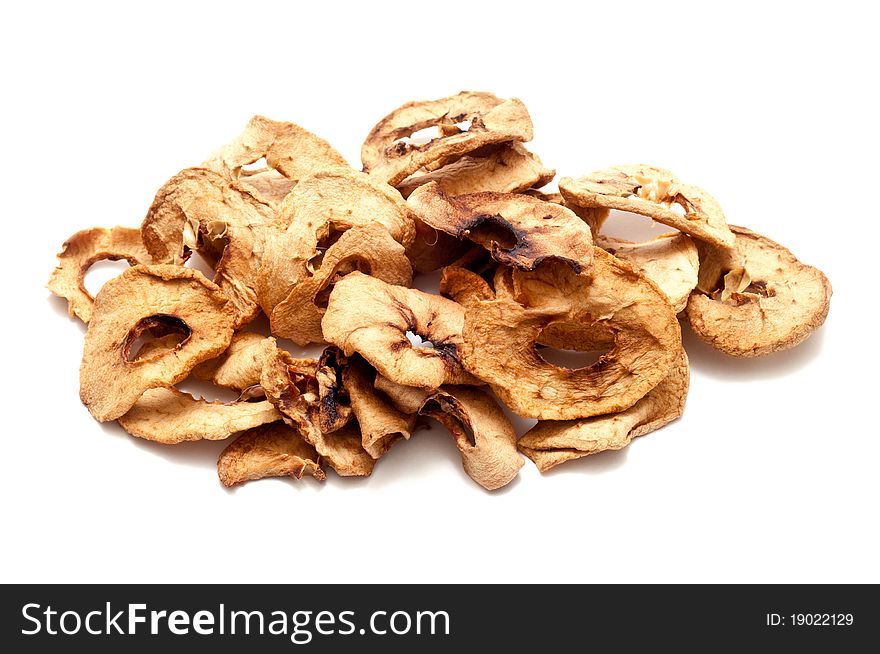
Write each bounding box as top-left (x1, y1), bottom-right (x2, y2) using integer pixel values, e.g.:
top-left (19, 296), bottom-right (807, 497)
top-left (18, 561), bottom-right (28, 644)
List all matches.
top-left (519, 348), bottom-right (689, 471)
top-left (118, 388), bottom-right (280, 444)
top-left (596, 232), bottom-right (699, 313)
top-left (362, 92), bottom-right (534, 186)
top-left (686, 226), bottom-right (831, 356)
top-left (255, 169), bottom-right (417, 316)
top-left (233, 167), bottom-right (295, 209)
top-left (204, 114), bottom-right (348, 183)
top-left (191, 332), bottom-right (274, 391)
top-left (419, 386), bottom-right (523, 490)
top-left (559, 164), bottom-right (735, 249)
top-left (439, 265), bottom-right (496, 307)
top-left (459, 250), bottom-right (681, 420)
top-left (344, 357), bottom-right (416, 459)
top-left (269, 223), bottom-right (413, 346)
top-left (80, 265), bottom-right (234, 422)
top-left (48, 227), bottom-right (151, 323)
top-left (260, 346), bottom-right (374, 477)
top-left (275, 168), bottom-right (416, 246)
top-left (218, 422), bottom-right (325, 487)
top-left (407, 182), bottom-right (593, 273)
top-left (322, 272), bottom-right (479, 390)
top-left (141, 168), bottom-right (275, 326)
top-left (403, 216), bottom-right (471, 274)
top-left (396, 142), bottom-right (553, 198)
top-left (374, 375), bottom-right (431, 415)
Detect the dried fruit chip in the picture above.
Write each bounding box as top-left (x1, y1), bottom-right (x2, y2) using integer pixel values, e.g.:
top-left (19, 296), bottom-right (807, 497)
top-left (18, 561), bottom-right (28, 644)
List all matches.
top-left (253, 227), bottom-right (314, 315)
top-left (419, 386), bottom-right (523, 490)
top-left (51, 93), bottom-right (834, 491)
top-left (519, 348), bottom-right (689, 471)
top-left (141, 168), bottom-right (272, 264)
top-left (269, 223), bottom-right (413, 346)
top-left (233, 167), bottom-right (295, 209)
top-left (48, 227), bottom-right (151, 323)
top-left (344, 357), bottom-right (416, 459)
top-left (459, 250), bottom-right (681, 420)
top-left (439, 265), bottom-right (496, 308)
top-left (596, 232), bottom-right (699, 313)
top-left (141, 168), bottom-right (275, 326)
top-left (362, 91), bottom-right (534, 186)
top-left (118, 388), bottom-right (281, 444)
top-left (218, 422), bottom-right (325, 487)
top-left (204, 115), bottom-right (348, 183)
top-left (494, 260), bottom-right (621, 354)
top-left (80, 265), bottom-right (235, 422)
top-left (396, 142), bottom-right (554, 198)
top-left (276, 168), bottom-right (416, 246)
top-left (260, 346), bottom-right (374, 476)
top-left (685, 226), bottom-right (832, 356)
top-left (407, 182), bottom-right (593, 273)
top-left (312, 347), bottom-right (354, 434)
top-left (559, 165), bottom-right (735, 249)
top-left (255, 169), bottom-right (417, 316)
top-left (191, 332), bottom-right (273, 391)
top-left (322, 272), bottom-right (479, 389)
top-left (374, 375), bottom-right (431, 415)
top-left (403, 216), bottom-right (471, 274)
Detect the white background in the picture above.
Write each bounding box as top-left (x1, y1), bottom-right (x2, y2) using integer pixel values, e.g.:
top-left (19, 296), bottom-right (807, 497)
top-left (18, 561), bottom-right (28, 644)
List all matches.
top-left (2, 1), bottom-right (877, 584)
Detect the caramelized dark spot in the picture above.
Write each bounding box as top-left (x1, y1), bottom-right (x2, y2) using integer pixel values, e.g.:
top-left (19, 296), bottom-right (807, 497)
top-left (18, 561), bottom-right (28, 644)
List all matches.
top-left (279, 386), bottom-right (298, 411)
top-left (321, 393), bottom-right (339, 425)
top-left (708, 278), bottom-right (775, 304)
top-left (393, 142), bottom-right (409, 157)
top-left (123, 314), bottom-right (191, 362)
top-left (744, 280), bottom-right (774, 298)
top-left (467, 214), bottom-right (521, 250)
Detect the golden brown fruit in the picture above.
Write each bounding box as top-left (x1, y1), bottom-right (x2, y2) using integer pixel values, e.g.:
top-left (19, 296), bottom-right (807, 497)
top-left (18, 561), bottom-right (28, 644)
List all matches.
top-left (407, 182), bottom-right (593, 273)
top-left (459, 250), bottom-right (681, 420)
top-left (269, 223), bottom-right (413, 346)
top-left (519, 348), bottom-right (689, 471)
top-left (596, 233), bottom-right (699, 313)
top-left (80, 265), bottom-right (235, 422)
top-left (204, 114), bottom-right (348, 183)
top-left (419, 386), bottom-right (523, 491)
top-left (255, 169), bottom-right (417, 317)
top-left (322, 272), bottom-right (479, 390)
top-left (374, 375), bottom-right (432, 415)
top-left (48, 227), bottom-right (151, 323)
top-left (559, 164), bottom-right (735, 249)
top-left (260, 346), bottom-right (374, 477)
top-left (396, 142), bottom-right (553, 198)
top-left (191, 332), bottom-right (274, 391)
top-left (217, 422), bottom-right (325, 487)
top-left (141, 168), bottom-right (275, 326)
top-left (344, 357), bottom-right (417, 459)
top-left (362, 91), bottom-right (534, 186)
top-left (118, 388), bottom-right (281, 444)
top-left (686, 226), bottom-right (831, 356)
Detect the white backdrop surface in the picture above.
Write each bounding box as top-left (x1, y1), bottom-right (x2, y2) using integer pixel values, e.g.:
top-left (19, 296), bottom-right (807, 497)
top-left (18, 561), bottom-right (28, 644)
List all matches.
top-left (1, 1), bottom-right (877, 583)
